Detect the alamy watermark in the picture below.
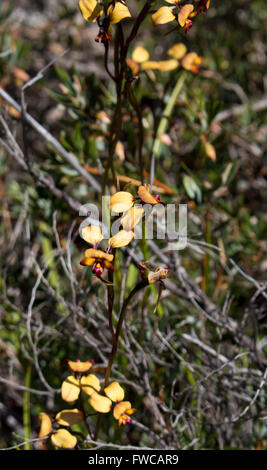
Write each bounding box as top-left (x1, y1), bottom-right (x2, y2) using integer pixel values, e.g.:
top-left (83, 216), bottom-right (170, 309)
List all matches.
top-left (79, 196), bottom-right (188, 251)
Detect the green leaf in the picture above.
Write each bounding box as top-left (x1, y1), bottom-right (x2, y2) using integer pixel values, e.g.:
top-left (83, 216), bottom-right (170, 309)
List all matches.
top-left (125, 264), bottom-right (139, 294)
top-left (183, 175), bottom-right (202, 203)
top-left (222, 162), bottom-right (238, 186)
top-left (74, 122), bottom-right (84, 154)
top-left (54, 65), bottom-right (74, 93)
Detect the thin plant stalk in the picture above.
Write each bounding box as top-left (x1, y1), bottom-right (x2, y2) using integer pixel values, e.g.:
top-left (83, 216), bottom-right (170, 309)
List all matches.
top-left (103, 279), bottom-right (148, 388)
top-left (94, 279), bottom-right (148, 440)
top-left (23, 363), bottom-right (32, 450)
top-left (152, 71), bottom-right (187, 159)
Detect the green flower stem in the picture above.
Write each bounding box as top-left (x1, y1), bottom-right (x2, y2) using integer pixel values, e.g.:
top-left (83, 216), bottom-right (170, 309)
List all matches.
top-left (94, 279), bottom-right (148, 441)
top-left (152, 71), bottom-right (187, 159)
top-left (102, 3), bottom-right (155, 193)
top-left (101, 26), bottom-right (123, 192)
top-left (23, 363), bottom-right (32, 450)
top-left (128, 88), bottom-right (144, 184)
top-left (107, 268), bottom-right (115, 341)
top-left (151, 284), bottom-right (164, 317)
top-left (146, 75), bottom-right (188, 317)
top-left (103, 279), bottom-right (148, 388)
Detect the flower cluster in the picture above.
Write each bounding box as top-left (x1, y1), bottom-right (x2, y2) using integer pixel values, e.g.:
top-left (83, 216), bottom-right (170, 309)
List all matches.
top-left (78, 0), bottom-right (132, 42)
top-left (78, 1), bottom-right (210, 43)
top-left (61, 360), bottom-right (135, 423)
top-left (80, 184), bottom-right (164, 280)
top-left (80, 221), bottom-right (133, 280)
top-left (152, 0), bottom-right (210, 32)
top-left (38, 410), bottom-right (82, 450)
top-left (127, 42), bottom-right (203, 75)
top-left (38, 360), bottom-right (135, 449)
top-left (109, 184), bottom-right (164, 212)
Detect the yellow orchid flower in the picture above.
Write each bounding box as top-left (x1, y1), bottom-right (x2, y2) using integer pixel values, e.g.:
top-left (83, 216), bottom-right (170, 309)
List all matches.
top-left (181, 51), bottom-right (203, 73)
top-left (103, 381), bottom-right (136, 426)
top-left (79, 0), bottom-right (132, 25)
top-left (148, 266), bottom-right (170, 284)
top-left (152, 2), bottom-right (197, 31)
top-left (126, 46), bottom-right (150, 74)
top-left (80, 248), bottom-right (114, 276)
top-left (37, 412), bottom-right (52, 449)
top-left (177, 4), bottom-right (195, 28)
top-left (113, 400), bottom-right (136, 426)
top-left (38, 410), bottom-right (80, 449)
top-left (129, 43), bottom-right (187, 76)
top-left (140, 60), bottom-right (160, 71)
top-left (79, 1), bottom-right (132, 44)
top-left (139, 261), bottom-right (170, 284)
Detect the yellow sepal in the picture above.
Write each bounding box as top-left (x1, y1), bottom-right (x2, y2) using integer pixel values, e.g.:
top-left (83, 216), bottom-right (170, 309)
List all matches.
top-left (84, 248), bottom-right (114, 262)
top-left (38, 412), bottom-right (52, 437)
top-left (51, 429), bottom-right (77, 449)
top-left (132, 46), bottom-right (150, 63)
top-left (108, 2), bottom-right (132, 24)
top-left (155, 59), bottom-right (179, 71)
top-left (67, 359), bottom-right (93, 373)
top-left (89, 391), bottom-right (112, 413)
top-left (80, 374), bottom-right (101, 396)
top-left (61, 375), bottom-right (80, 402)
top-left (104, 382), bottom-right (125, 402)
top-left (168, 43), bottom-right (187, 59)
top-left (78, 0), bottom-right (103, 23)
top-left (56, 409), bottom-right (83, 427)
top-left (138, 185), bottom-right (160, 204)
top-left (81, 225), bottom-right (103, 245)
top-left (152, 6), bottom-right (175, 26)
top-left (109, 191), bottom-right (134, 213)
top-left (109, 230), bottom-right (134, 248)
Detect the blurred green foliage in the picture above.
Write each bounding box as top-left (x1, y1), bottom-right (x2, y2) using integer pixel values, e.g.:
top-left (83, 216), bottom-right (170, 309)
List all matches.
top-left (0, 0), bottom-right (266, 450)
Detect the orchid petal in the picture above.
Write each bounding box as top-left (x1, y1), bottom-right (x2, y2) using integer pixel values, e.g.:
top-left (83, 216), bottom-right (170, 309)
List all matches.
top-left (61, 375), bottom-right (80, 402)
top-left (51, 429), bottom-right (77, 449)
